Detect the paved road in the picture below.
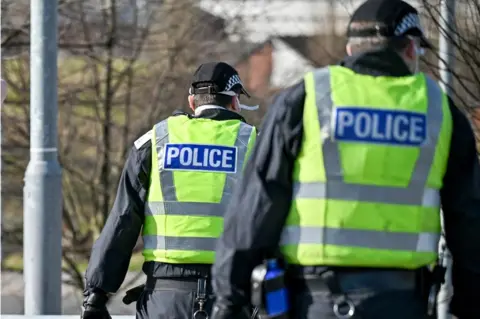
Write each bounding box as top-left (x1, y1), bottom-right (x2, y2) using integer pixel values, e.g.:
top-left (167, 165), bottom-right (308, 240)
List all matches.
top-left (1, 272), bottom-right (145, 315)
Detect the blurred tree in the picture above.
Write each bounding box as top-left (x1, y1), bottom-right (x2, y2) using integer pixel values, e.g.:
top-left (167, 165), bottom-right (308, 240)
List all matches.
top-left (421, 0), bottom-right (480, 152)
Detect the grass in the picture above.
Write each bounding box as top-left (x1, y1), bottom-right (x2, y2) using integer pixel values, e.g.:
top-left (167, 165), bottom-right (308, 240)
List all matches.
top-left (3, 251), bottom-right (145, 273)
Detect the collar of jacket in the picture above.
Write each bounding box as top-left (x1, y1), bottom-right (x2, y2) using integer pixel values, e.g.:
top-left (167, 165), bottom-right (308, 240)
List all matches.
top-left (339, 48), bottom-right (413, 77)
top-left (171, 105), bottom-right (247, 123)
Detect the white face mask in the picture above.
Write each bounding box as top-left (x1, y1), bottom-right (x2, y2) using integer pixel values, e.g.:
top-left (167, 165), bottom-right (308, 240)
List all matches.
top-left (235, 96), bottom-right (259, 112)
top-left (413, 43), bottom-right (425, 74)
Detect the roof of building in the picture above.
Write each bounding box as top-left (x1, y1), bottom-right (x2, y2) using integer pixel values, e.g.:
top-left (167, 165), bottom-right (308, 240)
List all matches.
top-left (198, 0), bottom-right (427, 43)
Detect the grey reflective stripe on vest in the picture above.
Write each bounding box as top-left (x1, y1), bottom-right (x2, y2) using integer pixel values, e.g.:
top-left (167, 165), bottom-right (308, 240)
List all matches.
top-left (280, 225), bottom-right (440, 253)
top-left (143, 119), bottom-right (254, 251)
top-left (295, 68), bottom-right (444, 208)
top-left (143, 235), bottom-right (217, 252)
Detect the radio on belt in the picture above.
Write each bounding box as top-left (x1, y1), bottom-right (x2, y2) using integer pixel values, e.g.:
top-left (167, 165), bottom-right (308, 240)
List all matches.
top-left (163, 143), bottom-right (238, 173)
top-left (251, 259), bottom-right (290, 319)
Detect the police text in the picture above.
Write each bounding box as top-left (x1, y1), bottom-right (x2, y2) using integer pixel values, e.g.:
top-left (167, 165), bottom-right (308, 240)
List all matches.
top-left (163, 143), bottom-right (238, 173)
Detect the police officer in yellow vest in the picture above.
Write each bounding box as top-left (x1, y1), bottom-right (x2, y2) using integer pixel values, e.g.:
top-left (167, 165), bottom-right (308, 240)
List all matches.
top-left (211, 1), bottom-right (480, 319)
top-left (82, 62), bottom-right (257, 319)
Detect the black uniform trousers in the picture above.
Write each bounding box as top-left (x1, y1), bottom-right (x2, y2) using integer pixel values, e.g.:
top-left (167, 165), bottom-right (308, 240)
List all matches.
top-left (289, 269), bottom-right (429, 319)
top-left (136, 289), bottom-right (214, 319)
top-left (136, 278), bottom-right (253, 319)
top-left (291, 289), bottom-right (428, 319)
top-left (135, 278), bottom-right (214, 319)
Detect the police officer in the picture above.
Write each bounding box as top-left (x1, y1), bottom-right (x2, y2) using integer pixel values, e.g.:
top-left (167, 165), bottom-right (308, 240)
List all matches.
top-left (210, 1), bottom-right (480, 318)
top-left (81, 62), bottom-right (258, 319)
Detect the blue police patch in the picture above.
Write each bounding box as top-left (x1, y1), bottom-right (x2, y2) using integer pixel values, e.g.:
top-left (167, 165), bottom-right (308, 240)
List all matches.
top-left (163, 143), bottom-right (238, 173)
top-left (333, 107), bottom-right (427, 146)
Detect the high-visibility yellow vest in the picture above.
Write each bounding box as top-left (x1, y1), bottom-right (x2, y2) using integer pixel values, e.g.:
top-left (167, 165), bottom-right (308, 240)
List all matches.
top-left (280, 66), bottom-right (452, 269)
top-left (142, 114), bottom-right (256, 264)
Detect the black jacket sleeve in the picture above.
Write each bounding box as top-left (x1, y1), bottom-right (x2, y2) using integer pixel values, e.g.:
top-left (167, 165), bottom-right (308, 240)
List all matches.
top-left (211, 81), bottom-right (306, 310)
top-left (441, 100), bottom-right (480, 318)
top-left (84, 139), bottom-right (151, 294)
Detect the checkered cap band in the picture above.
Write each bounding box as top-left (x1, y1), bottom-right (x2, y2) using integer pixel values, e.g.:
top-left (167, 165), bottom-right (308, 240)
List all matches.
top-left (224, 74), bottom-right (243, 92)
top-left (394, 13), bottom-right (424, 36)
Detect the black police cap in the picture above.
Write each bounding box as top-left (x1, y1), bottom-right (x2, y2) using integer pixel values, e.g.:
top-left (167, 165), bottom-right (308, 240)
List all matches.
top-left (347, 0), bottom-right (433, 48)
top-left (190, 62), bottom-right (250, 98)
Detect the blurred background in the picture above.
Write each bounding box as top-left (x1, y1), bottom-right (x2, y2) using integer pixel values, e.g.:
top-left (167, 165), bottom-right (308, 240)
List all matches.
top-left (1, 0), bottom-right (479, 315)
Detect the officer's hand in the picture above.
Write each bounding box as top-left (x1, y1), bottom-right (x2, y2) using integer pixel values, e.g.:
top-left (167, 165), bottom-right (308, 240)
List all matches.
top-left (122, 284), bottom-right (145, 305)
top-left (81, 292), bottom-right (111, 319)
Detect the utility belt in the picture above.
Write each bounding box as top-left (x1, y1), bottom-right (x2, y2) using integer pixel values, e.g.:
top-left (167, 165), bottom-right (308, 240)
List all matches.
top-left (293, 269), bottom-right (418, 292)
top-left (145, 277), bottom-right (213, 293)
top-left (251, 262), bottom-right (446, 319)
